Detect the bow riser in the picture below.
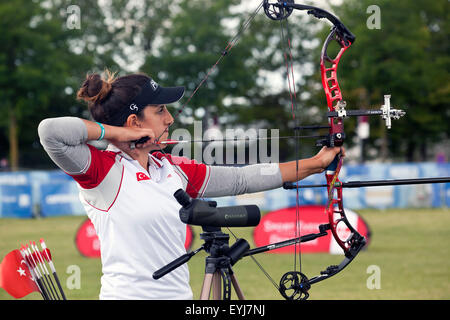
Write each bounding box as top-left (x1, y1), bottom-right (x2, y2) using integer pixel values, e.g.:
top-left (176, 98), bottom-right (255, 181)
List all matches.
top-left (324, 151), bottom-right (359, 253)
top-left (319, 28), bottom-right (351, 149)
top-left (320, 29), bottom-right (351, 111)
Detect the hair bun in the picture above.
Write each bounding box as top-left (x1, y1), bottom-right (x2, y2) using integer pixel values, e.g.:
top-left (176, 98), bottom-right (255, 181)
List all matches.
top-left (77, 70), bottom-right (115, 104)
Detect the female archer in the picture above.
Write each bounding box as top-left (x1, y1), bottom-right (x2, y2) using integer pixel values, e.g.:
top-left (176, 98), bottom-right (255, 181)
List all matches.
top-left (38, 70), bottom-right (342, 300)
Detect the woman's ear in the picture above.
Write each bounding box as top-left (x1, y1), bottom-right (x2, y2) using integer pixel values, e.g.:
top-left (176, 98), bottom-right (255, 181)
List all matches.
top-left (125, 114), bottom-right (141, 128)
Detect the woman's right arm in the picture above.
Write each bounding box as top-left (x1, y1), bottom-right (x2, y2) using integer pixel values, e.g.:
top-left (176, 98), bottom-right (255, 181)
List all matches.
top-left (38, 117), bottom-right (93, 175)
top-left (38, 117), bottom-right (158, 175)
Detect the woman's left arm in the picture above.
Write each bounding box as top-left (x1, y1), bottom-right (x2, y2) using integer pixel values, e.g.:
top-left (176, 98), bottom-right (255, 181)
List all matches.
top-left (203, 146), bottom-right (343, 197)
top-left (279, 146), bottom-right (343, 182)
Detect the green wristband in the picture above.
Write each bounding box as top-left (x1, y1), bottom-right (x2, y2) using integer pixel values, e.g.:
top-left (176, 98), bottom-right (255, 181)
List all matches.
top-left (96, 122), bottom-right (105, 141)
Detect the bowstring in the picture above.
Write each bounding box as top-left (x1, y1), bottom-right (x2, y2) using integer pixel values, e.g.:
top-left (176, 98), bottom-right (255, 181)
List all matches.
top-left (280, 16), bottom-right (302, 275)
top-left (155, 1), bottom-right (264, 144)
top-left (155, 0), bottom-right (264, 209)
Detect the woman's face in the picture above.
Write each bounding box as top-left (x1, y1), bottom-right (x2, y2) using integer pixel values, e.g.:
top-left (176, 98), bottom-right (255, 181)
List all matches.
top-left (140, 104), bottom-right (174, 147)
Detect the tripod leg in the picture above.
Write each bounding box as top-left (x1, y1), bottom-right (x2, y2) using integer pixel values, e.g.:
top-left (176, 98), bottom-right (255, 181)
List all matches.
top-left (200, 273), bottom-right (214, 300)
top-left (230, 272), bottom-right (245, 300)
top-left (212, 271), bottom-right (222, 300)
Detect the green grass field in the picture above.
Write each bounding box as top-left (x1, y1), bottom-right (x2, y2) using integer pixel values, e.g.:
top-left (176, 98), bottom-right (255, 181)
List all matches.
top-left (1, 208), bottom-right (449, 300)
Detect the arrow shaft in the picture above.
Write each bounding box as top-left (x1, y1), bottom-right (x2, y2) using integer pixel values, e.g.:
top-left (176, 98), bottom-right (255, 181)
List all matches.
top-left (158, 134), bottom-right (328, 145)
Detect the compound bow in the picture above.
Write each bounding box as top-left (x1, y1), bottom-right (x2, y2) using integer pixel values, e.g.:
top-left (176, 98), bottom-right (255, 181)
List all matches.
top-left (257, 0), bottom-right (406, 300)
top-left (153, 0), bottom-right (448, 300)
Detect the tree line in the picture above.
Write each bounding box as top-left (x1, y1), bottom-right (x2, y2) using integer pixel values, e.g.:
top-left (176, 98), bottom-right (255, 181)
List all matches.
top-left (0, 0), bottom-right (448, 170)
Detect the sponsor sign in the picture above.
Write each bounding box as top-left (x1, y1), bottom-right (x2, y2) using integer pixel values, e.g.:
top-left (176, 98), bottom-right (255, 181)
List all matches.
top-left (75, 218), bottom-right (194, 258)
top-left (253, 205), bottom-right (371, 254)
top-left (75, 218), bottom-right (101, 258)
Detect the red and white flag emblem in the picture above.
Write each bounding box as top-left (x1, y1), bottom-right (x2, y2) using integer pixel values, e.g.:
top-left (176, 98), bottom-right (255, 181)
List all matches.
top-left (136, 172), bottom-right (150, 181)
top-left (0, 250), bottom-right (39, 298)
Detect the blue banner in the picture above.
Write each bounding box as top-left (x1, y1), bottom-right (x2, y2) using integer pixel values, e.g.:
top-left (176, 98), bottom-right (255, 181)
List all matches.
top-left (40, 182), bottom-right (85, 217)
top-left (0, 185), bottom-right (33, 218)
top-left (0, 163), bottom-right (449, 218)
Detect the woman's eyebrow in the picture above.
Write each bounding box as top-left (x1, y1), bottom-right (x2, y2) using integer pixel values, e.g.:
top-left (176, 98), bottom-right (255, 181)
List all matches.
top-left (147, 104), bottom-right (164, 108)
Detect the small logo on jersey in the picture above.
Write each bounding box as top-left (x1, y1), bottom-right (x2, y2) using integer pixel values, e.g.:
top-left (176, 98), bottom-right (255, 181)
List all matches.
top-left (136, 172), bottom-right (150, 181)
top-left (167, 174), bottom-right (172, 178)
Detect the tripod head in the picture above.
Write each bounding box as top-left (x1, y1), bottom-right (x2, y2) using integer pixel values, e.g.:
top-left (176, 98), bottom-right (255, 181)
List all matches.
top-left (199, 226), bottom-right (249, 266)
top-left (152, 226), bottom-right (249, 280)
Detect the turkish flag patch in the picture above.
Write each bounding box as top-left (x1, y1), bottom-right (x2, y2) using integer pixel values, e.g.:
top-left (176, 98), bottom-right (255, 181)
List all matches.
top-left (136, 172), bottom-right (150, 181)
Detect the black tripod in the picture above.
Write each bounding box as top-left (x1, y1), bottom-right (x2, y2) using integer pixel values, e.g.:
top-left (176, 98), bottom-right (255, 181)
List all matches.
top-left (153, 226), bottom-right (249, 300)
top-left (199, 227), bottom-right (249, 300)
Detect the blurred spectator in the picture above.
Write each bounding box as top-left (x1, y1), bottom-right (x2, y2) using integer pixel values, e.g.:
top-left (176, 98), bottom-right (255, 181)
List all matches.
top-left (436, 152), bottom-right (446, 164)
top-left (0, 158), bottom-right (9, 171)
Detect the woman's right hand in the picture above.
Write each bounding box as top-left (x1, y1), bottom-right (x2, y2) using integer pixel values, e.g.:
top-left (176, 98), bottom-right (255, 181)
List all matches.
top-left (110, 126), bottom-right (155, 143)
top-left (83, 119), bottom-right (157, 149)
top-left (108, 126), bottom-right (157, 149)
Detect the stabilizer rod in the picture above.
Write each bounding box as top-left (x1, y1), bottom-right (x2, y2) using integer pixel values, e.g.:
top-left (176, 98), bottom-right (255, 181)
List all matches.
top-left (283, 177), bottom-right (450, 189)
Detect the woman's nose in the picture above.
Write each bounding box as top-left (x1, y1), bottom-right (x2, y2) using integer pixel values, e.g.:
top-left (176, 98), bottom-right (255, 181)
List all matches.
top-left (166, 110), bottom-right (174, 126)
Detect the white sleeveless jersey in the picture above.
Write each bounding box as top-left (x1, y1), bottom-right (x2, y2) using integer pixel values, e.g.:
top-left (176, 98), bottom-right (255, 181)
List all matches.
top-left (70, 144), bottom-right (210, 299)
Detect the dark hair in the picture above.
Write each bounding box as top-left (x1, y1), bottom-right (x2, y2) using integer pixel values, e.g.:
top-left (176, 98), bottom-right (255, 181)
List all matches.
top-left (77, 69), bottom-right (150, 125)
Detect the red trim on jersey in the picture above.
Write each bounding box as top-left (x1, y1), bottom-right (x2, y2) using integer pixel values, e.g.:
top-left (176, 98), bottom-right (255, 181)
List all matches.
top-left (69, 144), bottom-right (118, 189)
top-left (149, 154), bottom-right (163, 168)
top-left (152, 152), bottom-right (208, 198)
top-left (83, 165), bottom-right (125, 213)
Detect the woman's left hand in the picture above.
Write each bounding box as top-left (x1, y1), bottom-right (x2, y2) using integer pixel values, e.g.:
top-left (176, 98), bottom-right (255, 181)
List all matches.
top-left (314, 146), bottom-right (345, 173)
